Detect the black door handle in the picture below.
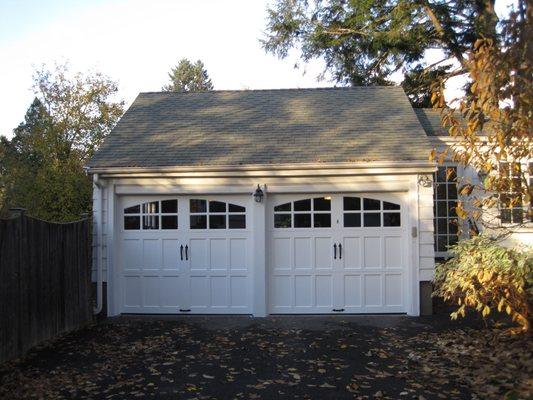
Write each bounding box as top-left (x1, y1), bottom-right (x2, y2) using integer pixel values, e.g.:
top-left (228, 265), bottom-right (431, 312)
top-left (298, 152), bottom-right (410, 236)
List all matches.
top-left (333, 243), bottom-right (337, 259)
top-left (185, 245), bottom-right (188, 260)
top-left (332, 308), bottom-right (345, 312)
top-left (180, 245), bottom-right (183, 261)
top-left (339, 243), bottom-right (342, 259)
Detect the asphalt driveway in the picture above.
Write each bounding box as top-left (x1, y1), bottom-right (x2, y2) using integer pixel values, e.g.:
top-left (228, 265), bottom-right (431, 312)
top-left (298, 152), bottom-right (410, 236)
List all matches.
top-left (0, 314), bottom-right (530, 399)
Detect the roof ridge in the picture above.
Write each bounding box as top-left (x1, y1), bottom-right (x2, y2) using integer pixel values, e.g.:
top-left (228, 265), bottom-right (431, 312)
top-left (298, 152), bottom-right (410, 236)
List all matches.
top-left (139, 86), bottom-right (404, 95)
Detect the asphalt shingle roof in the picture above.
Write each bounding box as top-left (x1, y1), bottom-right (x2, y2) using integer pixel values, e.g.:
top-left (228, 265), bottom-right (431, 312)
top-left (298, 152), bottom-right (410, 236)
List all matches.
top-left (88, 87), bottom-right (434, 169)
top-left (414, 108), bottom-right (448, 136)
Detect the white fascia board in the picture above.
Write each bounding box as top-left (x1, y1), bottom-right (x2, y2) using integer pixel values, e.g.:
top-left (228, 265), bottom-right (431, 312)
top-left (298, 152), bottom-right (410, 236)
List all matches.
top-left (87, 161), bottom-right (437, 178)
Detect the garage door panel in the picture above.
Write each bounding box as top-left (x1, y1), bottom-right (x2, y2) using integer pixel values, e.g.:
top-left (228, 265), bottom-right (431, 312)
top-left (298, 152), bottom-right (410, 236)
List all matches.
top-left (363, 237), bottom-right (381, 269)
top-left (160, 277), bottom-right (185, 307)
top-left (384, 236), bottom-right (402, 269)
top-left (294, 275), bottom-right (312, 306)
top-left (364, 275), bottom-right (382, 307)
top-left (315, 237), bottom-right (333, 269)
top-left (344, 275), bottom-right (362, 307)
top-left (342, 237), bottom-right (361, 269)
top-left (315, 275), bottom-right (333, 307)
top-left (294, 238), bottom-right (312, 269)
top-left (229, 238), bottom-right (247, 270)
top-left (123, 276), bottom-right (142, 308)
top-left (162, 239), bottom-right (180, 270)
top-left (142, 239), bottom-right (161, 270)
top-left (271, 275), bottom-right (291, 307)
top-left (385, 274), bottom-right (403, 306)
top-left (143, 276), bottom-right (161, 307)
top-left (190, 276), bottom-right (209, 308)
top-left (211, 276), bottom-right (228, 307)
top-left (273, 237), bottom-right (291, 270)
top-left (210, 239), bottom-right (227, 270)
top-left (123, 239), bottom-right (142, 271)
top-left (190, 239), bottom-right (208, 270)
top-left (230, 276), bottom-right (248, 308)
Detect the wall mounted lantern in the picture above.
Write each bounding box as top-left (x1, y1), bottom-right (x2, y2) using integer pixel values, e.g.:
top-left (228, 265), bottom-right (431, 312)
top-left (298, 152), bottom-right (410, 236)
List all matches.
top-left (253, 185), bottom-right (264, 203)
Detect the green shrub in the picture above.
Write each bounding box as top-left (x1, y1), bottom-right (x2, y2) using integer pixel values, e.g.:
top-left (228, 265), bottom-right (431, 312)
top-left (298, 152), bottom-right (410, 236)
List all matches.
top-left (433, 235), bottom-right (533, 332)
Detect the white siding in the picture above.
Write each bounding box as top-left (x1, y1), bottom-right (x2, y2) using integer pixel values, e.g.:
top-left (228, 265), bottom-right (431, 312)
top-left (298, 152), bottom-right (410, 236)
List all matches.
top-left (92, 183), bottom-right (108, 282)
top-left (418, 182), bottom-right (435, 280)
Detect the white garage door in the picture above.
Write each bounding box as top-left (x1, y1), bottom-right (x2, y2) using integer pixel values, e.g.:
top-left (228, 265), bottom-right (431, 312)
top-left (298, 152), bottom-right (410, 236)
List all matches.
top-left (118, 195), bottom-right (252, 314)
top-left (268, 194), bottom-right (408, 314)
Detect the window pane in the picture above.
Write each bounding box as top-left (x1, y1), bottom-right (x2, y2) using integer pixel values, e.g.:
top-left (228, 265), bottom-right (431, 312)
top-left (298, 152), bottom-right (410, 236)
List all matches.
top-left (209, 201), bottom-right (226, 213)
top-left (435, 184), bottom-right (447, 199)
top-left (229, 203), bottom-right (245, 212)
top-left (448, 202), bottom-right (458, 217)
top-left (142, 201), bottom-right (159, 214)
top-left (124, 205), bottom-right (140, 214)
top-left (436, 167), bottom-right (447, 182)
top-left (512, 208), bottom-right (524, 224)
top-left (343, 197), bottom-right (361, 211)
top-left (363, 213), bottom-right (381, 227)
top-left (446, 167), bottom-right (457, 182)
top-left (314, 213), bottom-right (331, 228)
top-left (124, 216), bottom-right (140, 230)
top-left (190, 199), bottom-right (206, 213)
top-left (294, 213), bottom-right (311, 228)
top-left (436, 201), bottom-right (448, 217)
top-left (294, 199), bottom-right (311, 211)
top-left (209, 214), bottom-right (226, 229)
top-left (190, 215), bottom-right (207, 229)
top-left (274, 214), bottom-right (291, 228)
top-left (143, 215), bottom-right (159, 229)
top-left (161, 200), bottom-right (178, 214)
top-left (448, 220), bottom-right (458, 235)
top-left (437, 218), bottom-right (448, 234)
top-left (383, 213), bottom-right (401, 227)
top-left (437, 235), bottom-right (448, 252)
top-left (274, 202), bottom-right (291, 212)
top-left (313, 197), bottom-right (331, 211)
top-left (383, 201), bottom-right (400, 210)
top-left (447, 184), bottom-right (458, 200)
top-left (363, 198), bottom-right (380, 211)
top-left (344, 213), bottom-right (361, 227)
top-left (161, 215), bottom-right (178, 229)
top-left (229, 214), bottom-right (246, 229)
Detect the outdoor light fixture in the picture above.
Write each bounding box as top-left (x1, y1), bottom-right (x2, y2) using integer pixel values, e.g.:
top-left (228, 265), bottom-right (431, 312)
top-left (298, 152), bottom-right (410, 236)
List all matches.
top-left (418, 174), bottom-right (433, 188)
top-left (253, 185), bottom-right (264, 203)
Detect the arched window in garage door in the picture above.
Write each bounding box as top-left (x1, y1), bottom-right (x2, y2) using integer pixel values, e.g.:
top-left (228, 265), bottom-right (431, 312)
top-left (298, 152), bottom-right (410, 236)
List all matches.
top-left (274, 197), bottom-right (332, 228)
top-left (123, 199), bottom-right (179, 230)
top-left (189, 199), bottom-right (246, 229)
top-left (343, 197), bottom-right (401, 227)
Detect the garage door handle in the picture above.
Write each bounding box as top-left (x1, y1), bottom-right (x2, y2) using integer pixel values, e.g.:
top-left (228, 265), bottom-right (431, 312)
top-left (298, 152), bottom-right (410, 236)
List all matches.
top-left (338, 243), bottom-right (342, 259)
top-left (185, 245), bottom-right (188, 260)
top-left (332, 308), bottom-right (345, 312)
top-left (179, 309), bottom-right (191, 312)
top-left (333, 243), bottom-right (337, 259)
top-left (180, 245), bottom-right (184, 261)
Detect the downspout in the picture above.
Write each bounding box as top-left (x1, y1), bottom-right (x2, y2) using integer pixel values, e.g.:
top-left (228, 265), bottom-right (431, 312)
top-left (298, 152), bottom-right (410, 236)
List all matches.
top-left (93, 173), bottom-right (105, 315)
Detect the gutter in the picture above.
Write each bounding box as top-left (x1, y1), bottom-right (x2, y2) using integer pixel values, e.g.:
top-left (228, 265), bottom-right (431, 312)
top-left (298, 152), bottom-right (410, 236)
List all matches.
top-left (86, 160), bottom-right (437, 177)
top-left (93, 173), bottom-right (105, 315)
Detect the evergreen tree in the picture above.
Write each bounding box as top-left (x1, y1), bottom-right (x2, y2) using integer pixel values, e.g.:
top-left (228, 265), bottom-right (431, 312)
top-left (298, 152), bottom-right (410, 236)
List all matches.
top-left (262, 0), bottom-right (500, 105)
top-left (162, 59), bottom-right (214, 92)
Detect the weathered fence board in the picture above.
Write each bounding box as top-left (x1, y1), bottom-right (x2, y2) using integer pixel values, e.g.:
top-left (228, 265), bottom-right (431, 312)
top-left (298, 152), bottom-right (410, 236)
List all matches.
top-left (0, 214), bottom-right (92, 364)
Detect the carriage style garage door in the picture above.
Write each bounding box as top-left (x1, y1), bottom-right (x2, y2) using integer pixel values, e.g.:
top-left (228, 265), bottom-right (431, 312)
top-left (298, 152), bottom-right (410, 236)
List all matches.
top-left (268, 194), bottom-right (408, 314)
top-left (118, 195), bottom-right (253, 314)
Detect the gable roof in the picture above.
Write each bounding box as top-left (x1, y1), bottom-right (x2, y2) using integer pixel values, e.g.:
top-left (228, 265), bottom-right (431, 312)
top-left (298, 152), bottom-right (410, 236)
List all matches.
top-left (88, 87), bottom-right (433, 169)
top-left (414, 108), bottom-right (449, 136)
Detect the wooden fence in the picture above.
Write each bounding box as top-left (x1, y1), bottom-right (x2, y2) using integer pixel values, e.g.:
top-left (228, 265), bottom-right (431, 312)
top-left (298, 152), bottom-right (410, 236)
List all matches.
top-left (0, 212), bottom-right (92, 363)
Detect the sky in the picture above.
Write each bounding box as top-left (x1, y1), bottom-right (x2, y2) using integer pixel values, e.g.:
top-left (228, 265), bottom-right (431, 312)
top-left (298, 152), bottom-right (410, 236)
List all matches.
top-left (0, 0), bottom-right (516, 138)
